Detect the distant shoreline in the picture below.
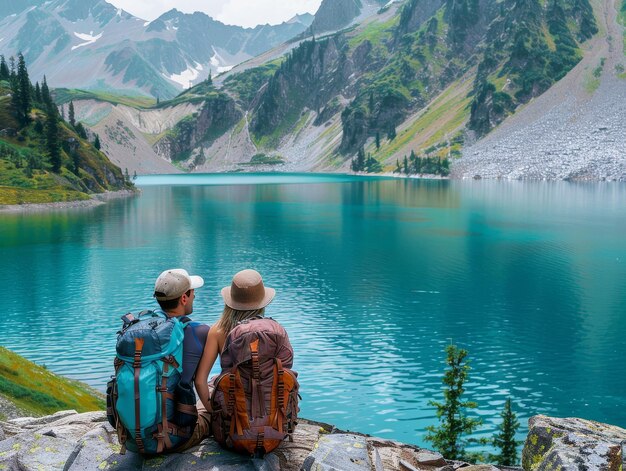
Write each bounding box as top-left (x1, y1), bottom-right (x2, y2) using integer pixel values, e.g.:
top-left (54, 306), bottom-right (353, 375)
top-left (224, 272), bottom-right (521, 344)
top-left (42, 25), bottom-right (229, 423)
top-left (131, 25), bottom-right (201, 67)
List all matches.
top-left (0, 188), bottom-right (139, 213)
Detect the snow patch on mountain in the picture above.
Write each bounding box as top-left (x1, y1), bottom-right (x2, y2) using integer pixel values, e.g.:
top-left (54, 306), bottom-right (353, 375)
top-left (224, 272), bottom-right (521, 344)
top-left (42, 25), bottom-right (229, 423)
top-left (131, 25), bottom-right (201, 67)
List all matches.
top-left (167, 65), bottom-right (200, 87)
top-left (210, 48), bottom-right (233, 73)
top-left (71, 31), bottom-right (103, 50)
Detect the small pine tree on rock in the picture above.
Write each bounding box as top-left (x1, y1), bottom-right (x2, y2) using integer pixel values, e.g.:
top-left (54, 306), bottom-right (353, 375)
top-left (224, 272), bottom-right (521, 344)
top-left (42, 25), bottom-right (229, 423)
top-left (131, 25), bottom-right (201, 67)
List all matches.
top-left (94, 134), bottom-right (101, 150)
top-left (492, 398), bottom-right (521, 466)
top-left (424, 344), bottom-right (484, 461)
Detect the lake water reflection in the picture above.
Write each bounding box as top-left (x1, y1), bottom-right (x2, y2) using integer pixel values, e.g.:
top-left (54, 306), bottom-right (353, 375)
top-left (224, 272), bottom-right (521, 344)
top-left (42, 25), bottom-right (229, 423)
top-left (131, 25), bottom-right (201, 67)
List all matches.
top-left (1, 174), bottom-right (625, 447)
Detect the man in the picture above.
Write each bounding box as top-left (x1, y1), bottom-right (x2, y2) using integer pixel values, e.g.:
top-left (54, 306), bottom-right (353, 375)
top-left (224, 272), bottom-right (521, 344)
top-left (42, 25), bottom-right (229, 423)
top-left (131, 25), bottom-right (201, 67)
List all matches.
top-left (153, 268), bottom-right (212, 451)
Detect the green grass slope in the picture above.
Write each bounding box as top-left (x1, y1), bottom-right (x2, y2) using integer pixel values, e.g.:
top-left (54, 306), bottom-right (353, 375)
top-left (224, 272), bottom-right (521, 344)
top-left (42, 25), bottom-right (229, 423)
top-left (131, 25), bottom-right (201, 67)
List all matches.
top-left (0, 347), bottom-right (104, 419)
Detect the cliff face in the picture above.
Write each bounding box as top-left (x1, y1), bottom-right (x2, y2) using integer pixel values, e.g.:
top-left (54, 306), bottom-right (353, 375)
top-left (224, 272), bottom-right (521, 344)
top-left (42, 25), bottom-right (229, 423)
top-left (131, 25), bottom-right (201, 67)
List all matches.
top-left (250, 36), bottom-right (350, 144)
top-left (154, 93), bottom-right (242, 169)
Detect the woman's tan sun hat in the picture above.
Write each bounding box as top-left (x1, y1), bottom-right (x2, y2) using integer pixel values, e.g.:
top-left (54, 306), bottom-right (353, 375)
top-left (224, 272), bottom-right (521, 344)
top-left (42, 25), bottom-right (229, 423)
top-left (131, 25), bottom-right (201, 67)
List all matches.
top-left (221, 269), bottom-right (275, 311)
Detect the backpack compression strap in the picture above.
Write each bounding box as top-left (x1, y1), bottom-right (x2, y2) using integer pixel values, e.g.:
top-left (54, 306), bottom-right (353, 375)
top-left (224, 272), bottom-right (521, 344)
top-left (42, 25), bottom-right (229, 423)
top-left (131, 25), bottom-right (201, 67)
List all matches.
top-left (270, 358), bottom-right (286, 434)
top-left (250, 339), bottom-right (265, 419)
top-left (133, 338), bottom-right (145, 454)
top-left (154, 355), bottom-right (179, 453)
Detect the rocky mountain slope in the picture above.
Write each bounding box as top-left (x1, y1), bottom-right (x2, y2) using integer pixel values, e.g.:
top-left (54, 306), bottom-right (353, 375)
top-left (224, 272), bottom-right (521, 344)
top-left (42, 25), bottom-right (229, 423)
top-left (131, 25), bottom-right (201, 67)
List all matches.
top-left (0, 0), bottom-right (312, 98)
top-left (453, 0), bottom-right (626, 181)
top-left (305, 0), bottom-right (388, 36)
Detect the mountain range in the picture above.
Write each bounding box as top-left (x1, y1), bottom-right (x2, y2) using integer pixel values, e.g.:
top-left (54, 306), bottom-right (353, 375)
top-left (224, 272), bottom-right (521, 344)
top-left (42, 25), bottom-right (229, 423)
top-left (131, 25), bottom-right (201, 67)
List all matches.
top-left (2, 0), bottom-right (624, 181)
top-left (0, 0), bottom-right (314, 98)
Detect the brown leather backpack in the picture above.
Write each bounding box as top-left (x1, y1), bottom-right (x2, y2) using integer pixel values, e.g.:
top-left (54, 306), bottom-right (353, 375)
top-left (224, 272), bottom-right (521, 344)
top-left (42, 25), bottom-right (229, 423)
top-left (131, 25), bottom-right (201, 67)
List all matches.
top-left (209, 317), bottom-right (299, 457)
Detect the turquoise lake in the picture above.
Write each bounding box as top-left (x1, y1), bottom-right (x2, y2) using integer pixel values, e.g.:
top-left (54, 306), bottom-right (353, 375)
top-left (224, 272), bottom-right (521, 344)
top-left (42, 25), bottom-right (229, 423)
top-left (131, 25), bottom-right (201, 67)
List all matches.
top-left (1, 173), bottom-right (625, 449)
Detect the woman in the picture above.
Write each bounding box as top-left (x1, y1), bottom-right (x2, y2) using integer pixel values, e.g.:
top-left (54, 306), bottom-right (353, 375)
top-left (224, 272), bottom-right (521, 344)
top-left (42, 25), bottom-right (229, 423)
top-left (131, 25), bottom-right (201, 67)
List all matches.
top-left (194, 268), bottom-right (276, 412)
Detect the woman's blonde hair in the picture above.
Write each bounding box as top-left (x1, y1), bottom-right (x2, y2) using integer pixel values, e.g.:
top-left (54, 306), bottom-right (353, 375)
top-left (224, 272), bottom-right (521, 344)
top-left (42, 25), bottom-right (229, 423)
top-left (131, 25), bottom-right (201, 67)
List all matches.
top-left (215, 306), bottom-right (265, 336)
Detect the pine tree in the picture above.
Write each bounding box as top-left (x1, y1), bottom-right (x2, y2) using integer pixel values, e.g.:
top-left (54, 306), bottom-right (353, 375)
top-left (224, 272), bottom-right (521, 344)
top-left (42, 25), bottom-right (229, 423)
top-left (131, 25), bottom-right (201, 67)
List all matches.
top-left (403, 155), bottom-right (409, 174)
top-left (71, 148), bottom-right (80, 175)
top-left (375, 131), bottom-right (380, 149)
top-left (357, 147), bottom-right (365, 171)
top-left (41, 75), bottom-right (52, 109)
top-left (8, 56), bottom-right (15, 80)
top-left (395, 159), bottom-right (401, 173)
top-left (16, 53), bottom-right (31, 124)
top-left (441, 157), bottom-right (450, 176)
top-left (492, 399), bottom-right (520, 466)
top-left (46, 107), bottom-right (61, 173)
top-left (0, 55), bottom-right (9, 80)
top-left (388, 126), bottom-right (397, 140)
top-left (75, 122), bottom-right (87, 139)
top-left (34, 82), bottom-right (42, 103)
top-left (94, 134), bottom-right (101, 150)
top-left (424, 344), bottom-right (483, 461)
top-left (68, 101), bottom-right (75, 127)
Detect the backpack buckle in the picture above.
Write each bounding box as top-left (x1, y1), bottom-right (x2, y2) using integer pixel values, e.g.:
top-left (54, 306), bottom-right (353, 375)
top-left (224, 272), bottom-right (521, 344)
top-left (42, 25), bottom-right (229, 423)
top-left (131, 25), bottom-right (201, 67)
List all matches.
top-left (121, 313), bottom-right (139, 327)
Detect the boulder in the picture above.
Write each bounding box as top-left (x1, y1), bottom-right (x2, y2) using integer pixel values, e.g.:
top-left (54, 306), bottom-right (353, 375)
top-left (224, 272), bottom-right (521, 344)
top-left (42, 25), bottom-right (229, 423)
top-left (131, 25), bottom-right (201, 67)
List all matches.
top-left (367, 437), bottom-right (448, 470)
top-left (301, 433), bottom-right (370, 471)
top-left (522, 415), bottom-right (626, 470)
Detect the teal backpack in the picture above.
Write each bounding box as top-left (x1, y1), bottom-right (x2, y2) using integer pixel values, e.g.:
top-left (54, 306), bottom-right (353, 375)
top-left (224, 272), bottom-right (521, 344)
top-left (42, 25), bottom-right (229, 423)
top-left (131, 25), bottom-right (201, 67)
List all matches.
top-left (106, 310), bottom-right (198, 455)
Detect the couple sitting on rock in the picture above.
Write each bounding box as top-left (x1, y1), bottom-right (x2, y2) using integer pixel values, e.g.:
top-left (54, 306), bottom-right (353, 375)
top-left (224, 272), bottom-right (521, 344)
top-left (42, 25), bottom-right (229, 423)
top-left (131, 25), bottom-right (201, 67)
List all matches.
top-left (106, 268), bottom-right (299, 458)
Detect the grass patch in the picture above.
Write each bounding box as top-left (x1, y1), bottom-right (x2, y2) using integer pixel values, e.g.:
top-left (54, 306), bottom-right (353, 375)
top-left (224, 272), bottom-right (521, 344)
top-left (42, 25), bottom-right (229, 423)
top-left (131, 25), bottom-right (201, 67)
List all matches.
top-left (377, 78), bottom-right (472, 159)
top-left (583, 65), bottom-right (601, 93)
top-left (54, 88), bottom-right (155, 109)
top-left (0, 186), bottom-right (89, 205)
top-left (0, 347), bottom-right (104, 416)
top-left (347, 16), bottom-right (397, 48)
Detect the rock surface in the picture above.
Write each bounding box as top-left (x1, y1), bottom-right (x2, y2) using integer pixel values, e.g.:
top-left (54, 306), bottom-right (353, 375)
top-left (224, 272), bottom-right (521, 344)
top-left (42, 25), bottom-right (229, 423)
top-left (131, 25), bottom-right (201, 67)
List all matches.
top-left (0, 410), bottom-right (516, 471)
top-left (522, 415), bottom-right (626, 470)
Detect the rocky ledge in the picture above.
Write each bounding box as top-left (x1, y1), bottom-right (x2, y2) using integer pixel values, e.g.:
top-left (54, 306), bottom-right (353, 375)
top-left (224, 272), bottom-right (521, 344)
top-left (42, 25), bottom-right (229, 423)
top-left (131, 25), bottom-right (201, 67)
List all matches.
top-left (1, 411), bottom-right (624, 470)
top-left (0, 411), bottom-right (512, 471)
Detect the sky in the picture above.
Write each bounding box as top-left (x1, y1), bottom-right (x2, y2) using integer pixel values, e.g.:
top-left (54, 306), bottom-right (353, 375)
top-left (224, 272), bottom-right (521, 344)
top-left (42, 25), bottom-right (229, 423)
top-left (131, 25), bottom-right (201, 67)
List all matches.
top-left (106, 0), bottom-right (323, 28)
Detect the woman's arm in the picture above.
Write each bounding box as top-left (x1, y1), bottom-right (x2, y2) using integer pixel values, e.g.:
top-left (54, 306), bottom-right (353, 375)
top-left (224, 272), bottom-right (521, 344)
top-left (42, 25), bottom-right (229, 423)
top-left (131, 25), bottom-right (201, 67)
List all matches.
top-left (194, 326), bottom-right (221, 411)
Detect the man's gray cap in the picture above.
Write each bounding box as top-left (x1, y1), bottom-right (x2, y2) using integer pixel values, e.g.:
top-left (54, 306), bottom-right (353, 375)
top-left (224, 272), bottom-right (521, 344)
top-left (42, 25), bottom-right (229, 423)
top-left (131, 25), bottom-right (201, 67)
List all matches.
top-left (154, 268), bottom-right (204, 301)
